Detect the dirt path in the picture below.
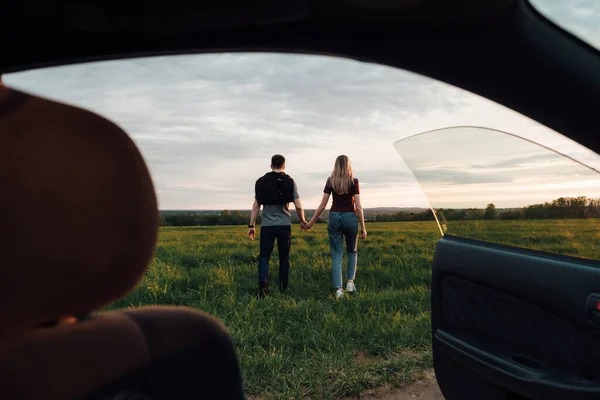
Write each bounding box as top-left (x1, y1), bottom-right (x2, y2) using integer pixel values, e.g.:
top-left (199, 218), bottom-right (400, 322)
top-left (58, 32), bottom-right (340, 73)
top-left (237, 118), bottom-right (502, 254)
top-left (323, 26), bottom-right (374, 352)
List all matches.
top-left (340, 370), bottom-right (443, 400)
top-left (248, 369), bottom-right (443, 400)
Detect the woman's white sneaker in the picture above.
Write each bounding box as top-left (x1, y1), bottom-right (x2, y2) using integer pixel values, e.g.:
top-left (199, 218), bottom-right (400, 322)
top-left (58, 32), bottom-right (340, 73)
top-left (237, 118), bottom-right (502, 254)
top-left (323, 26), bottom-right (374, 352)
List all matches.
top-left (335, 288), bottom-right (345, 299)
top-left (346, 282), bottom-right (356, 293)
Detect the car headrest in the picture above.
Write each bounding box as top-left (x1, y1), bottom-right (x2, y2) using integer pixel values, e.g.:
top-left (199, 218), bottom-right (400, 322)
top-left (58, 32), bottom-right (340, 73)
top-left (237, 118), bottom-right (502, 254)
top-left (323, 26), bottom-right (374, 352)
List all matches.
top-left (0, 85), bottom-right (158, 340)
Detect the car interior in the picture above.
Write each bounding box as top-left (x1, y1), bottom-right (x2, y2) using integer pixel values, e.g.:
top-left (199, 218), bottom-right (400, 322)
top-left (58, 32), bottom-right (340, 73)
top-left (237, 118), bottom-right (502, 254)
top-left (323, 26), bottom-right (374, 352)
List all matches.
top-left (1, 0), bottom-right (600, 399)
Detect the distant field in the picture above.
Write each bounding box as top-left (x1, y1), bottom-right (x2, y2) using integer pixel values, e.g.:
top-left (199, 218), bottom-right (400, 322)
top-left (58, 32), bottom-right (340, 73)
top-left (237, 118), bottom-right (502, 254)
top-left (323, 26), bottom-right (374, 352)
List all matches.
top-left (444, 218), bottom-right (600, 260)
top-left (106, 219), bottom-right (600, 399)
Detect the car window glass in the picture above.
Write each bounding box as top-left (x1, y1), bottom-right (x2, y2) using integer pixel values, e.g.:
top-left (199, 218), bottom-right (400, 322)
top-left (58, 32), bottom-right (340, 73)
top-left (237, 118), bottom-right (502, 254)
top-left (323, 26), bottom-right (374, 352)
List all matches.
top-left (394, 126), bottom-right (600, 261)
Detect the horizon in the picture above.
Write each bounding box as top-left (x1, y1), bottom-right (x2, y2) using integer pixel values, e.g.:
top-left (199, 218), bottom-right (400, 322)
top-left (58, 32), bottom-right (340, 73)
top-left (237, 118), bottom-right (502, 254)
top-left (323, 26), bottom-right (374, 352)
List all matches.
top-left (160, 206), bottom-right (430, 212)
top-left (158, 198), bottom-right (596, 213)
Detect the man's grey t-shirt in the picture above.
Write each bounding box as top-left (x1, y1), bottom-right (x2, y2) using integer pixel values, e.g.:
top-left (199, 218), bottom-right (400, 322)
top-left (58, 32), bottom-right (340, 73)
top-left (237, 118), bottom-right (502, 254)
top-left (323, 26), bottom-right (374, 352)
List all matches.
top-left (260, 180), bottom-right (300, 227)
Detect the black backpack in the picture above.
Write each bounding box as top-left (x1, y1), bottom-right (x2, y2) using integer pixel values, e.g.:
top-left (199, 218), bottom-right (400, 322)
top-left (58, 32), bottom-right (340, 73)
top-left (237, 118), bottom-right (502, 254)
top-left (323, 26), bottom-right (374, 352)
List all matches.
top-left (255, 172), bottom-right (295, 205)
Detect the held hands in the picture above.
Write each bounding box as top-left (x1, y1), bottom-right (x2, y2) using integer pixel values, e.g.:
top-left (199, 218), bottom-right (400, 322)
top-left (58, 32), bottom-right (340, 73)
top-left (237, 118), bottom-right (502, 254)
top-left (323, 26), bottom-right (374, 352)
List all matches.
top-left (301, 219), bottom-right (313, 231)
top-left (249, 222), bottom-right (365, 238)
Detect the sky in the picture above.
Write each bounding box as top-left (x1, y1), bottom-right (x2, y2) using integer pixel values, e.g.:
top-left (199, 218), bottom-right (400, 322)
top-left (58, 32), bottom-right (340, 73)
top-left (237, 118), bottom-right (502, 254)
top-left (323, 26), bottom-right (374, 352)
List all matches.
top-left (3, 1), bottom-right (600, 211)
top-left (395, 127), bottom-right (600, 208)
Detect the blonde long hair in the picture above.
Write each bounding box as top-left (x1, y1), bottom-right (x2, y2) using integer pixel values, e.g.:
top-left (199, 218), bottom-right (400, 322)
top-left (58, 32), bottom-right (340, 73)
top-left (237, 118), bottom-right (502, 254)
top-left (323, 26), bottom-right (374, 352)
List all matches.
top-left (329, 155), bottom-right (355, 194)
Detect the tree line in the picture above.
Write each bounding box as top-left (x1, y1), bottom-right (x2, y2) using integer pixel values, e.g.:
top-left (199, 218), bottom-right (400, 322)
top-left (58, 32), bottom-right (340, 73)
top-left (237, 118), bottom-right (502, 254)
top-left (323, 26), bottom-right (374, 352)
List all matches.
top-left (160, 210), bottom-right (259, 227)
top-left (159, 209), bottom-right (326, 227)
top-left (160, 197), bottom-right (600, 226)
top-left (374, 196), bottom-right (600, 223)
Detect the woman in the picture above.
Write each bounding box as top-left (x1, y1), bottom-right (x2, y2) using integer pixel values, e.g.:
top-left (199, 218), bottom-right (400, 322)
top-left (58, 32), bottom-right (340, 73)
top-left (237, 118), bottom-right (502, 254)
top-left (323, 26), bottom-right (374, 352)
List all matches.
top-left (306, 155), bottom-right (367, 299)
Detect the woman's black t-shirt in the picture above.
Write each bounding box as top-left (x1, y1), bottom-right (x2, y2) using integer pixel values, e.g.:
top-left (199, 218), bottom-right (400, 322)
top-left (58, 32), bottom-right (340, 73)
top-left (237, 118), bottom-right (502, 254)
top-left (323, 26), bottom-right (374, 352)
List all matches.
top-left (323, 178), bottom-right (360, 213)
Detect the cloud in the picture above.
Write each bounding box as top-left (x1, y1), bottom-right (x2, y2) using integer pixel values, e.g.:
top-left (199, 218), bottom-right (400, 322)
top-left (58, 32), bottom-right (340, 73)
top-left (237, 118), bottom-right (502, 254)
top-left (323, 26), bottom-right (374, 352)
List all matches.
top-left (414, 169), bottom-right (513, 185)
top-left (5, 53), bottom-right (464, 208)
top-left (469, 154), bottom-right (559, 169)
top-left (300, 169), bottom-right (412, 182)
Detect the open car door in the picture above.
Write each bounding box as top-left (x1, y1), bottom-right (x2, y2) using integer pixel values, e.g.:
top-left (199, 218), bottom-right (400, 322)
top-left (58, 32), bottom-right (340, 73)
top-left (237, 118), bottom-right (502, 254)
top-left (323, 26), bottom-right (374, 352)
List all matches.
top-left (395, 127), bottom-right (600, 400)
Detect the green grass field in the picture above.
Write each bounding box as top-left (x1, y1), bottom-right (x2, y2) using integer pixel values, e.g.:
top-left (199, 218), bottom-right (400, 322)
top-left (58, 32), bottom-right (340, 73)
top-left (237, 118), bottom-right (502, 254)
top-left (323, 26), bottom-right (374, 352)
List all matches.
top-left (105, 219), bottom-right (600, 399)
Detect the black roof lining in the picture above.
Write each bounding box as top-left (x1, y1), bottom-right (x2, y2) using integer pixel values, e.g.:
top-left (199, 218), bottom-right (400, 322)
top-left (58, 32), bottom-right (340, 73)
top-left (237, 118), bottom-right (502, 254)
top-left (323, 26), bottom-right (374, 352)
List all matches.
top-left (4, 0), bottom-right (516, 31)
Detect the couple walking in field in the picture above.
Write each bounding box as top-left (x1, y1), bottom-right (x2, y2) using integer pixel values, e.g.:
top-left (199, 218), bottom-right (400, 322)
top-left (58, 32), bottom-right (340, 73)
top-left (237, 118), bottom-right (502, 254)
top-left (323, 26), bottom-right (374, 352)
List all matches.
top-left (248, 154), bottom-right (367, 299)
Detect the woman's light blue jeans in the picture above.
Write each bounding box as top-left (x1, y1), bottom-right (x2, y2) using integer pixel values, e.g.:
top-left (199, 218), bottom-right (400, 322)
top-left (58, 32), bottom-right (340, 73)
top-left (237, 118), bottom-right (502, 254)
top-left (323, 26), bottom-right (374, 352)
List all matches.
top-left (327, 212), bottom-right (358, 289)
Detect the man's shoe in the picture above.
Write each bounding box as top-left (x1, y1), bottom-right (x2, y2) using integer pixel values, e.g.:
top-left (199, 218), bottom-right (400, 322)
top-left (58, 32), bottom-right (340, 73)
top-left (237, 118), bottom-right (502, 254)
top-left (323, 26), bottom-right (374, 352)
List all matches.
top-left (258, 285), bottom-right (269, 298)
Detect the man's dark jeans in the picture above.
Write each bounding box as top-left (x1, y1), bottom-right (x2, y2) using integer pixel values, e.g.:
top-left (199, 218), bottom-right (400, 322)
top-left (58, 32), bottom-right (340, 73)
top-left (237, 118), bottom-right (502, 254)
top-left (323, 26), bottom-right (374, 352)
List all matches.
top-left (258, 225), bottom-right (291, 293)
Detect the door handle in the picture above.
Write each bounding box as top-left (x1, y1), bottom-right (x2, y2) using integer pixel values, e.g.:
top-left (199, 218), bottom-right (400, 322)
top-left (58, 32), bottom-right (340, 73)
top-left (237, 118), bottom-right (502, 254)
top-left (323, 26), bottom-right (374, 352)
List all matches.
top-left (585, 294), bottom-right (600, 327)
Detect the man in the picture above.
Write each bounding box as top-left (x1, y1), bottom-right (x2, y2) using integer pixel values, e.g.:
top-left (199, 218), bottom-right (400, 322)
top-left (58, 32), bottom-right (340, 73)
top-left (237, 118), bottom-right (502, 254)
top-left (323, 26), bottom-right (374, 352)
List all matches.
top-left (248, 154), bottom-right (306, 297)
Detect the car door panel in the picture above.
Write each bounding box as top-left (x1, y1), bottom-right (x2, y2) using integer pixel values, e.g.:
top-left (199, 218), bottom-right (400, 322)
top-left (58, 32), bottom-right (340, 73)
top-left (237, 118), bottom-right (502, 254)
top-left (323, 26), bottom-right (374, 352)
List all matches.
top-left (432, 237), bottom-right (600, 400)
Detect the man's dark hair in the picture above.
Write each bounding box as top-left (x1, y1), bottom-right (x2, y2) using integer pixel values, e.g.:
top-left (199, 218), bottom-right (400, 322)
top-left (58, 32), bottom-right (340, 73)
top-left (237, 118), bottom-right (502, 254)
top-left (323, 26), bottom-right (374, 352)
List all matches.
top-left (271, 154), bottom-right (285, 169)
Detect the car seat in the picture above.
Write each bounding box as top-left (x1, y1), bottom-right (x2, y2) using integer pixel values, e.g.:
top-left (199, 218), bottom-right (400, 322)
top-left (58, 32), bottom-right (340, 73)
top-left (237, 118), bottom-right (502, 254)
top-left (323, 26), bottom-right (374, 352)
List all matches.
top-left (0, 83), bottom-right (245, 399)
